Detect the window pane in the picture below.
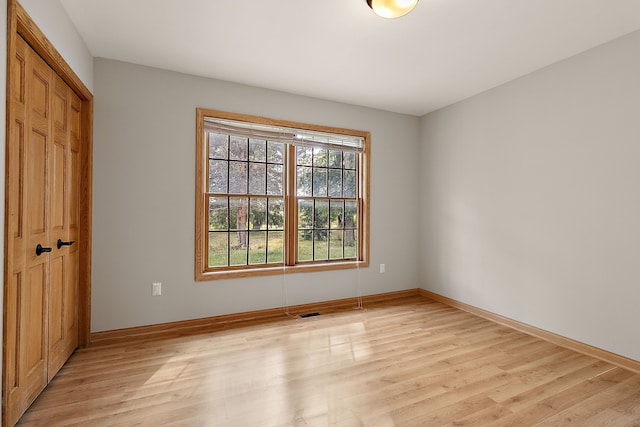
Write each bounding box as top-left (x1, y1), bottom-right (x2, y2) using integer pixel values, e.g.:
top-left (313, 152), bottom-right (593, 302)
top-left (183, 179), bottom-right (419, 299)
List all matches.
top-left (209, 133), bottom-right (228, 159)
top-left (343, 170), bottom-right (356, 198)
top-left (268, 198), bottom-right (284, 230)
top-left (314, 230), bottom-right (328, 260)
top-left (298, 199), bottom-right (313, 229)
top-left (345, 201), bottom-right (358, 229)
top-left (313, 168), bottom-right (327, 197)
top-left (330, 200), bottom-right (344, 229)
top-left (229, 162), bottom-right (247, 194)
top-left (343, 151), bottom-right (356, 169)
top-left (209, 159), bottom-right (228, 193)
top-left (208, 232), bottom-right (228, 267)
top-left (314, 200), bottom-right (329, 229)
top-left (249, 198), bottom-right (267, 230)
top-left (209, 197), bottom-right (228, 231)
top-left (230, 232), bottom-right (248, 265)
top-left (229, 198), bottom-right (248, 230)
top-left (267, 231), bottom-right (284, 264)
top-left (249, 138), bottom-right (266, 162)
top-left (313, 148), bottom-right (328, 167)
top-left (298, 231), bottom-right (312, 261)
top-left (297, 146), bottom-right (312, 166)
top-left (249, 231), bottom-right (266, 265)
top-left (329, 150), bottom-right (342, 168)
top-left (267, 141), bottom-right (284, 164)
top-left (328, 169), bottom-right (342, 197)
top-left (266, 164), bottom-right (283, 195)
top-left (297, 166), bottom-right (312, 196)
top-left (229, 136), bottom-right (248, 161)
top-left (344, 230), bottom-right (357, 258)
top-left (330, 230), bottom-right (343, 259)
top-left (249, 163), bottom-right (266, 195)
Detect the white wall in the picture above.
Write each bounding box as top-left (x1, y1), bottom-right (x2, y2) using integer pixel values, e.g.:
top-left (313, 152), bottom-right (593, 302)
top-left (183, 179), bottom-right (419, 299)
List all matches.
top-left (92, 58), bottom-right (421, 332)
top-left (420, 30), bottom-right (640, 361)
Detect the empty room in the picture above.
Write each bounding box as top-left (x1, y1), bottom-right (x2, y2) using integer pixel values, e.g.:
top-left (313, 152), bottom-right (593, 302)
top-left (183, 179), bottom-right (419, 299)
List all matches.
top-left (3, 0), bottom-right (640, 425)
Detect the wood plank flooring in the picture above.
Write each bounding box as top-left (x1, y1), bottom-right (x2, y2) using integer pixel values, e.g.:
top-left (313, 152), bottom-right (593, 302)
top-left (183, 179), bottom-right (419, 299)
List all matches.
top-left (17, 296), bottom-right (640, 426)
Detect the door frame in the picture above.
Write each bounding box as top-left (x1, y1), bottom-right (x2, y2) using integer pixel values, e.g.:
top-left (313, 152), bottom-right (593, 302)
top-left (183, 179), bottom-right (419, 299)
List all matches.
top-left (3, 0), bottom-right (93, 417)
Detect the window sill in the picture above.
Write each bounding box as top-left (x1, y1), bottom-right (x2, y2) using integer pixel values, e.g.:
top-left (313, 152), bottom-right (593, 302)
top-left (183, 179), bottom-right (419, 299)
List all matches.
top-left (196, 260), bottom-right (369, 282)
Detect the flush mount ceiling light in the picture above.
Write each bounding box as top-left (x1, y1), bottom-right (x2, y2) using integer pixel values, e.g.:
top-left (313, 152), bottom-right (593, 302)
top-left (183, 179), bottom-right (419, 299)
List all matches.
top-left (366, 0), bottom-right (419, 18)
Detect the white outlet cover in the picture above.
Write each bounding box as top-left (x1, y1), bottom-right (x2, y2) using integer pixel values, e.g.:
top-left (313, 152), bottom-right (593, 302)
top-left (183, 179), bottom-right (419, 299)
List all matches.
top-left (152, 282), bottom-right (162, 296)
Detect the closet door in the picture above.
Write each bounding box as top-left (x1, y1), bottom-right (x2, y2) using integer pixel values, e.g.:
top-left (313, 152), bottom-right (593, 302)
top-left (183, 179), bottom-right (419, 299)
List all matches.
top-left (4, 35), bottom-right (80, 426)
top-left (48, 73), bottom-right (81, 380)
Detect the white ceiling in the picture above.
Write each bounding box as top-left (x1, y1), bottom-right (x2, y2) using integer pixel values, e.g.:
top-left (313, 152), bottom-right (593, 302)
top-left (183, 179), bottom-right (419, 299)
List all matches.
top-left (60, 0), bottom-right (640, 116)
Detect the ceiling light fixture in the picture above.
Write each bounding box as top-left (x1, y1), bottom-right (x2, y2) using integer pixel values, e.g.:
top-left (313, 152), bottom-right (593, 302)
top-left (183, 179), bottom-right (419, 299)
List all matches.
top-left (366, 0), bottom-right (419, 18)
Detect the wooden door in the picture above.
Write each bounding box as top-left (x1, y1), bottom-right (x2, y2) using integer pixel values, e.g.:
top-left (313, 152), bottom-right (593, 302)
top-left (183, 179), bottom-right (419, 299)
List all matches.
top-left (4, 35), bottom-right (80, 426)
top-left (47, 71), bottom-right (81, 380)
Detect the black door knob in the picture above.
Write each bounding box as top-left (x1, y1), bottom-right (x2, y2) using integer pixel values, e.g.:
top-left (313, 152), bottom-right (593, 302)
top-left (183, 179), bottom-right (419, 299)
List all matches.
top-left (57, 239), bottom-right (75, 249)
top-left (35, 244), bottom-right (52, 256)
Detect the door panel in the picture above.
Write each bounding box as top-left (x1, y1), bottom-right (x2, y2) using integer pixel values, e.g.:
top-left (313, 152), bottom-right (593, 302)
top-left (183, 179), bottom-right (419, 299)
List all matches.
top-left (52, 140), bottom-right (66, 231)
top-left (24, 263), bottom-right (46, 379)
top-left (9, 120), bottom-right (25, 239)
top-left (49, 256), bottom-right (64, 349)
top-left (6, 272), bottom-right (21, 391)
top-left (27, 130), bottom-right (47, 236)
top-left (30, 71), bottom-right (48, 118)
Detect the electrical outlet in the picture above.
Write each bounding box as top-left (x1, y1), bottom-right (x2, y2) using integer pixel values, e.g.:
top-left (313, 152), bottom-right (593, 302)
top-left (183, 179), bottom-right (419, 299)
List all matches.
top-left (380, 264), bottom-right (386, 274)
top-left (152, 282), bottom-right (162, 296)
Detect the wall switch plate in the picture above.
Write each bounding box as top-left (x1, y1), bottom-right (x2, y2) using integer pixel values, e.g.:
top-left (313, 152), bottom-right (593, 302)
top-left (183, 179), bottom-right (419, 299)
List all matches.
top-left (152, 282), bottom-right (162, 296)
top-left (380, 264), bottom-right (386, 274)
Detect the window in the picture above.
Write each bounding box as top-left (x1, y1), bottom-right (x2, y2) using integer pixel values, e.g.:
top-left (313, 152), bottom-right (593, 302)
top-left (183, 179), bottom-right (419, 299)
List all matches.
top-left (195, 109), bottom-right (370, 280)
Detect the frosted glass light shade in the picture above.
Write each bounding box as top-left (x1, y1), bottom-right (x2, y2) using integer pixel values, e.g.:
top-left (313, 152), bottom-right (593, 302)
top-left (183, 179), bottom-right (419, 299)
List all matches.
top-left (367, 0), bottom-right (419, 18)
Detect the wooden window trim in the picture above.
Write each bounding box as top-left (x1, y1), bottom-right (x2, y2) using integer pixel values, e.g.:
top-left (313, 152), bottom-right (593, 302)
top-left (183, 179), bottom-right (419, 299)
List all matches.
top-left (195, 108), bottom-right (370, 281)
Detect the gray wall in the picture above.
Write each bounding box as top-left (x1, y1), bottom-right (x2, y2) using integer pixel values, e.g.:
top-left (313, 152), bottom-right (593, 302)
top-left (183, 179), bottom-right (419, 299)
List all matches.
top-left (420, 30), bottom-right (640, 361)
top-left (92, 58), bottom-right (421, 332)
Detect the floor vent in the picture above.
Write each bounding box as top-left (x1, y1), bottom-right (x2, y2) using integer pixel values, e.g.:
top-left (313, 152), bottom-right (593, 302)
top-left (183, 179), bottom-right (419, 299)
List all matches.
top-left (299, 312), bottom-right (321, 318)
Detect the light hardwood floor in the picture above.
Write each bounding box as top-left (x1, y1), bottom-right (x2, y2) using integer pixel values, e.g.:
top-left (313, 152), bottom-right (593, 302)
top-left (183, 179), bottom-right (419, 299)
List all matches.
top-left (17, 295), bottom-right (640, 426)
